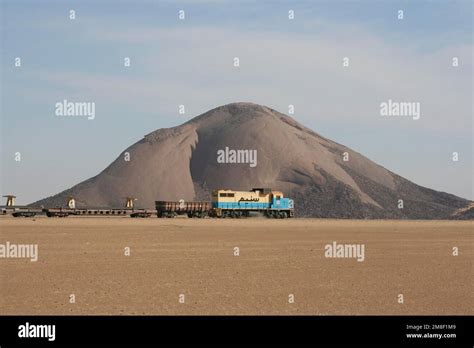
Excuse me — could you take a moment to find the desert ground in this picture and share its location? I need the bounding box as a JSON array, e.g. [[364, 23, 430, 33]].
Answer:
[[0, 216, 472, 315]]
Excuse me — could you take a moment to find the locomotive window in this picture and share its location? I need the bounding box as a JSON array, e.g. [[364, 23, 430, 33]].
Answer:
[[219, 193, 227, 197], [276, 195, 281, 199], [227, 193, 235, 197]]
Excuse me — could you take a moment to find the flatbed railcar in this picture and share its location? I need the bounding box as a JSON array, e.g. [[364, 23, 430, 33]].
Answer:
[[130, 210, 157, 218], [43, 208, 156, 218], [1, 207, 41, 217], [12, 209, 41, 217]]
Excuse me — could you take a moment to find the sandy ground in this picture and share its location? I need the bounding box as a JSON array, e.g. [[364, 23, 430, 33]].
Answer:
[[0, 216, 472, 315]]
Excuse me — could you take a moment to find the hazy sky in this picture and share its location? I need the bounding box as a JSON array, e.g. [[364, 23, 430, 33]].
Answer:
[[1, 0, 472, 205]]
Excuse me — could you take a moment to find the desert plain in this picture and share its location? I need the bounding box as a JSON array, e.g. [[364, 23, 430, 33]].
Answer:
[[0, 216, 472, 315]]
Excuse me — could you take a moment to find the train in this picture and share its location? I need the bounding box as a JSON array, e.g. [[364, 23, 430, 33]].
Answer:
[[2, 188, 295, 219], [156, 188, 294, 218]]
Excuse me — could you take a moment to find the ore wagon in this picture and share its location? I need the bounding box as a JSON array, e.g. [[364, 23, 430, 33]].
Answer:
[[155, 201, 211, 218]]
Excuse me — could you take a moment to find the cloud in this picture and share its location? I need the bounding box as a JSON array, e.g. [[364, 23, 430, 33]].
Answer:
[[31, 21, 472, 136]]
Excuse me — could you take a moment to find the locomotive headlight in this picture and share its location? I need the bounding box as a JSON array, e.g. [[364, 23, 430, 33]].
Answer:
[[289, 200, 294, 208]]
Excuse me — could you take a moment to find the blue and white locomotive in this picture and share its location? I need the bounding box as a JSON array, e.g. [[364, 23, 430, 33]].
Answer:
[[211, 188, 294, 218]]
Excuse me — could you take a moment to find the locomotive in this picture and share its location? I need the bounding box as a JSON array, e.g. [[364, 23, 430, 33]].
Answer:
[[211, 188, 294, 218], [156, 188, 294, 218]]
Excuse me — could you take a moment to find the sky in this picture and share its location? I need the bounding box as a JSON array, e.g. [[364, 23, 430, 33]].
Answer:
[[1, 0, 472, 205]]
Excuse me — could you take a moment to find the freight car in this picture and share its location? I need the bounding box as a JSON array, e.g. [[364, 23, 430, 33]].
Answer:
[[156, 201, 211, 218], [155, 188, 294, 218], [1, 205, 40, 217], [43, 208, 156, 217], [11, 209, 40, 217]]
